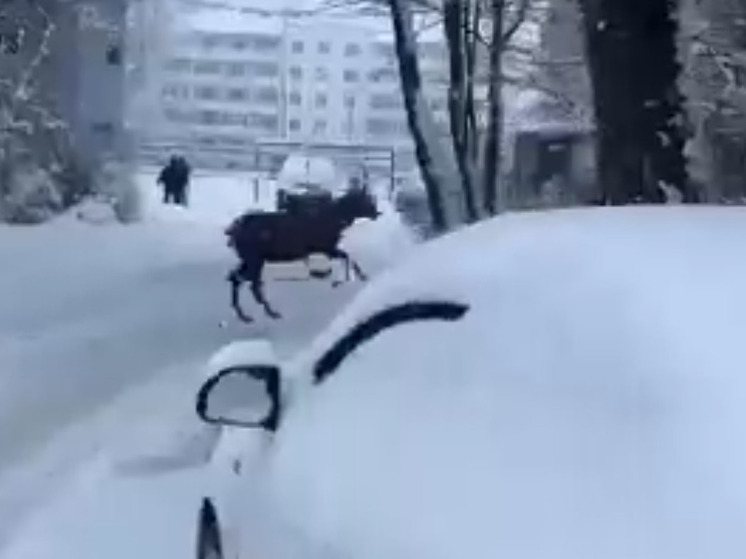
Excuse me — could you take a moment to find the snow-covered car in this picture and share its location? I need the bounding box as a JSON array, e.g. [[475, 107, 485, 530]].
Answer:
[[193, 207, 746, 559]]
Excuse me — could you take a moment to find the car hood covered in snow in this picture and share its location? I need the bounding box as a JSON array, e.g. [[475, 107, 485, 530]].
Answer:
[[265, 207, 746, 559]]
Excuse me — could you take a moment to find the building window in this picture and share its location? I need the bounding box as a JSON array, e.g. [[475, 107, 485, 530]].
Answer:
[[246, 112, 279, 131], [226, 62, 244, 76], [313, 119, 327, 133], [227, 88, 248, 101], [233, 39, 246, 50], [198, 110, 221, 125], [202, 36, 218, 50], [249, 61, 278, 77], [164, 107, 191, 123], [254, 86, 279, 104], [162, 84, 186, 99], [344, 43, 361, 56], [165, 58, 191, 73], [315, 92, 328, 108], [369, 93, 402, 110], [193, 60, 221, 75], [106, 44, 122, 65], [291, 40, 304, 53], [368, 68, 398, 83], [344, 93, 355, 108], [194, 85, 218, 100], [289, 66, 302, 80], [318, 41, 331, 54], [374, 43, 395, 58], [250, 36, 281, 52], [343, 69, 358, 83], [315, 67, 329, 81], [366, 117, 405, 136], [289, 91, 302, 105], [289, 118, 301, 131]]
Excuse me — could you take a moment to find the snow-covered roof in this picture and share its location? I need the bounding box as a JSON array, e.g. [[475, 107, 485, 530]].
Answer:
[[272, 206, 746, 559]]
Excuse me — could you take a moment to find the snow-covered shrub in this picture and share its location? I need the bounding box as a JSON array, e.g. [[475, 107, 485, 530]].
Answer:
[[95, 159, 142, 224], [1, 162, 62, 224]]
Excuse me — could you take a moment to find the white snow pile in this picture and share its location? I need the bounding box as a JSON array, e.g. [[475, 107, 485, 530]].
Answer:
[[270, 206, 746, 559]]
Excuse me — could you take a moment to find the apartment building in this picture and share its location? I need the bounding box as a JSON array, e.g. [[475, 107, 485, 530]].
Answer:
[[138, 3, 545, 171], [159, 11, 283, 137]]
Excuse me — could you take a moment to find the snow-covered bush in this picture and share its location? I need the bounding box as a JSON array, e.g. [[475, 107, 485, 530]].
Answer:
[[95, 159, 142, 224], [1, 161, 62, 224]]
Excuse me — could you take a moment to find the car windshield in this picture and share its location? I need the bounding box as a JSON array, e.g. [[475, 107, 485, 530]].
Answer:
[[0, 0, 741, 558]]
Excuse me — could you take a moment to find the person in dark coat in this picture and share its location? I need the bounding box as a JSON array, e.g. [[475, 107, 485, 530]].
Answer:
[[157, 155, 191, 206], [157, 156, 179, 205], [174, 156, 191, 206]]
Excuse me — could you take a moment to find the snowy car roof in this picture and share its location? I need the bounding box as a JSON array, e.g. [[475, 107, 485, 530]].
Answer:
[[298, 206, 746, 364], [274, 206, 746, 559]]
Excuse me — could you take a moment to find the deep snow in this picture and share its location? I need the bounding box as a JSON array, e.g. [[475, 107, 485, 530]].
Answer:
[[0, 170, 415, 557]]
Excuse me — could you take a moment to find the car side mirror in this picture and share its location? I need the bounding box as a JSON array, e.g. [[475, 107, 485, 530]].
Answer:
[[195, 365, 281, 432]]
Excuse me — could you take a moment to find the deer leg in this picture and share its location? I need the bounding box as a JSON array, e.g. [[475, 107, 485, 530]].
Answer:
[[227, 263, 253, 323], [248, 262, 282, 319]]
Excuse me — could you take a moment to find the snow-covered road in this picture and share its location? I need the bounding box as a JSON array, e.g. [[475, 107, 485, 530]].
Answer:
[[0, 235, 357, 474], [0, 171, 415, 557]]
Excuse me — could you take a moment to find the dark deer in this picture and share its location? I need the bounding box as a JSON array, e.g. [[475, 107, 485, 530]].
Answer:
[[225, 187, 380, 322]]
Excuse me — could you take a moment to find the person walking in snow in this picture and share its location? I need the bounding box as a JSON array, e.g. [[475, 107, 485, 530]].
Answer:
[[174, 155, 191, 207], [157, 156, 179, 205], [157, 155, 190, 206]]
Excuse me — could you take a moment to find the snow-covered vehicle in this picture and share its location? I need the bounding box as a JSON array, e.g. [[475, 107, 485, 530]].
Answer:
[[275, 154, 345, 213], [193, 207, 746, 559]]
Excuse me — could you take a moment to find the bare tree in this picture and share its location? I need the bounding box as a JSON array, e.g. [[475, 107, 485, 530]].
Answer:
[[438, 0, 535, 216], [480, 0, 531, 215], [443, 0, 478, 220], [389, 0, 458, 231]]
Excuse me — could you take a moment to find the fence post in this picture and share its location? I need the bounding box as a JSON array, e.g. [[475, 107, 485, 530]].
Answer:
[[253, 177, 260, 203]]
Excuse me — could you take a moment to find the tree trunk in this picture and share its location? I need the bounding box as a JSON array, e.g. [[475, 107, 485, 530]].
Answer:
[[444, 0, 478, 221], [389, 0, 466, 231], [389, 0, 447, 231], [577, 0, 694, 204], [464, 0, 480, 168], [481, 0, 505, 214], [638, 0, 699, 202]]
